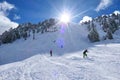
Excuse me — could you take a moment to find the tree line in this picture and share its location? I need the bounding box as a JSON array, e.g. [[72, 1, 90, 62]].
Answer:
[[83, 13, 120, 42], [0, 18, 58, 45]]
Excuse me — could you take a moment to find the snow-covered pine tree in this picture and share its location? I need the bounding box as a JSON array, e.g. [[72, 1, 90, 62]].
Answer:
[[1, 31, 13, 43], [102, 19, 109, 32], [108, 18, 118, 33], [28, 29, 31, 37], [32, 29, 35, 40], [117, 13, 120, 27], [37, 22, 42, 33], [106, 28, 113, 39], [88, 22, 100, 42], [23, 31, 27, 40]]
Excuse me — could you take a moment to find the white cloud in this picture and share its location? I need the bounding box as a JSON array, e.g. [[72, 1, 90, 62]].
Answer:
[[95, 0, 112, 12], [0, 15, 18, 34], [0, 1, 15, 15], [80, 16, 92, 23], [13, 14, 21, 20], [114, 10, 120, 15], [0, 1, 18, 35]]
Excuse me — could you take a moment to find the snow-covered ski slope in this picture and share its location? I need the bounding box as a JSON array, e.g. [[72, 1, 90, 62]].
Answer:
[[0, 41, 120, 80], [0, 23, 89, 65], [0, 23, 120, 80]]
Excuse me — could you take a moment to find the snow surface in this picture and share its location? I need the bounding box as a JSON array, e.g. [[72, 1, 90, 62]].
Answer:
[[0, 23, 120, 80], [0, 42, 120, 80]]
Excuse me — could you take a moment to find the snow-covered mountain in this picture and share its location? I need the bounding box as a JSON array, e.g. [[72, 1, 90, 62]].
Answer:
[[0, 22, 90, 65], [0, 12, 120, 80]]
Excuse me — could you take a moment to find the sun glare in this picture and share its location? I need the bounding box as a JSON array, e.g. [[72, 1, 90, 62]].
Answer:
[[60, 12, 71, 23]]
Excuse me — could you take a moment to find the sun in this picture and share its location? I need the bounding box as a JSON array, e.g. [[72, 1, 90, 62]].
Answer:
[[60, 12, 71, 23]]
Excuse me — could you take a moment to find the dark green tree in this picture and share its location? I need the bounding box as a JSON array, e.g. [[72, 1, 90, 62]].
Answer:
[[88, 22, 100, 42]]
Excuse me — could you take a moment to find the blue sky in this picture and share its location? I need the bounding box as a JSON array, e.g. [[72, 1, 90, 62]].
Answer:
[[0, 0, 120, 34], [1, 0, 120, 23]]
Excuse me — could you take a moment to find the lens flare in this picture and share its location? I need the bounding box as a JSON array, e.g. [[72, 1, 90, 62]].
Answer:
[[60, 12, 71, 23]]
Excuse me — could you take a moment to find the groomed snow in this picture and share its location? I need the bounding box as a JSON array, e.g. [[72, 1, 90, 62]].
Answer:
[[0, 42, 120, 80]]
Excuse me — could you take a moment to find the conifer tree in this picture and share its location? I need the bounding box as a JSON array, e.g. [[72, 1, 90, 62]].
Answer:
[[88, 22, 100, 42], [106, 28, 113, 39], [32, 29, 35, 40]]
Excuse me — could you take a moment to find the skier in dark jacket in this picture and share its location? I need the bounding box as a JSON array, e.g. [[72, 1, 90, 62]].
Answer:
[[50, 50, 52, 56], [83, 49, 88, 58]]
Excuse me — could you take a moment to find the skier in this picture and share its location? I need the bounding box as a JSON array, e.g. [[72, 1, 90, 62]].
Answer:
[[83, 49, 88, 58], [50, 50, 52, 56]]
